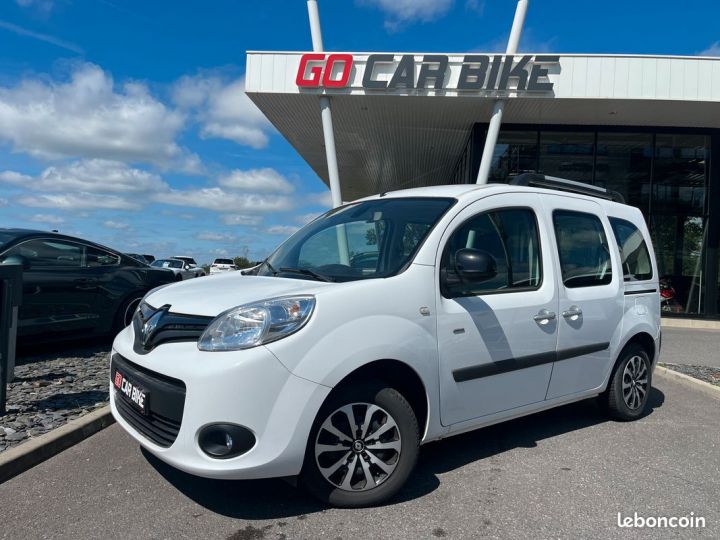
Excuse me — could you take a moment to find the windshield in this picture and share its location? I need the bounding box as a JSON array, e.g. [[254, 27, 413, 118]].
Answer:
[[152, 259, 182, 269], [0, 231, 21, 249], [259, 197, 455, 282]]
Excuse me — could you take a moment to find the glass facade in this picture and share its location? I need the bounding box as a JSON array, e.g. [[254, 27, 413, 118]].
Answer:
[[483, 127, 716, 316]]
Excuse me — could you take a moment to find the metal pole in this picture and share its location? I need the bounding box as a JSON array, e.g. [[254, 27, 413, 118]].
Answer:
[[306, 0, 342, 208], [306, 0, 349, 265], [476, 0, 529, 184]]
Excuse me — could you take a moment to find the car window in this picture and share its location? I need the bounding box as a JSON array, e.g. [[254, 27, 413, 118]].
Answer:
[[609, 218, 653, 281], [1, 239, 83, 268], [86, 246, 120, 267], [299, 220, 385, 275], [441, 208, 542, 297], [553, 210, 612, 288]]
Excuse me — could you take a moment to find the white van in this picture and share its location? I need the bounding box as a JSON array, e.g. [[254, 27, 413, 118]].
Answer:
[[110, 175, 661, 508]]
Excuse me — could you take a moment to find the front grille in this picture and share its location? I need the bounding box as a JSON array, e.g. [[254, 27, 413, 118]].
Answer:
[[133, 302, 213, 354], [111, 354, 186, 448]]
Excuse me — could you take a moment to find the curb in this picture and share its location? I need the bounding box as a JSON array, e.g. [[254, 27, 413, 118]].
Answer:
[[655, 365, 720, 398], [0, 406, 114, 484], [661, 318, 720, 330]]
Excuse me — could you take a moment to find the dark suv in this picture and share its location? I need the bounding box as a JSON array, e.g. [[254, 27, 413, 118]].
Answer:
[[0, 229, 176, 344]]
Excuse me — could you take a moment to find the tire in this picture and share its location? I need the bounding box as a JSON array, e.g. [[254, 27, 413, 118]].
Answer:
[[299, 383, 420, 508], [113, 294, 143, 335], [601, 344, 652, 421], [175, 274, 183, 282]]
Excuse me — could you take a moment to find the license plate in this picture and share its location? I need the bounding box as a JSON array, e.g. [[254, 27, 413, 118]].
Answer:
[[113, 369, 149, 415]]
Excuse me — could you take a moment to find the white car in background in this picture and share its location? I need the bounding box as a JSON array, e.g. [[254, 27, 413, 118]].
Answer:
[[172, 256, 205, 277], [209, 258, 237, 275], [150, 259, 196, 281]]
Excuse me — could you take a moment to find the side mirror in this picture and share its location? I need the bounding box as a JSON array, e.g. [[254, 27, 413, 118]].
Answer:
[[455, 248, 497, 282], [1, 254, 30, 270]]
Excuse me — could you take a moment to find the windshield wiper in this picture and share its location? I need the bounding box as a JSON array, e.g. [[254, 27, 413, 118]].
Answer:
[[279, 267, 333, 282]]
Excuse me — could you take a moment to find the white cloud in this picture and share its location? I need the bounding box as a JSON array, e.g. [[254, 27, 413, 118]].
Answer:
[[196, 231, 236, 242], [103, 220, 130, 229], [266, 225, 300, 235], [172, 74, 272, 148], [306, 191, 333, 208], [699, 42, 720, 56], [153, 187, 293, 213], [218, 168, 294, 194], [1, 159, 168, 194], [0, 63, 189, 167], [358, 0, 454, 30], [19, 193, 140, 210], [29, 213, 64, 224], [220, 214, 263, 226]]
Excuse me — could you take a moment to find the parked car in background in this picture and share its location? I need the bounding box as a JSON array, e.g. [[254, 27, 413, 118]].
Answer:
[[172, 256, 205, 277], [209, 258, 237, 274], [125, 253, 150, 265], [150, 258, 197, 280], [0, 228, 176, 344], [143, 254, 155, 263]]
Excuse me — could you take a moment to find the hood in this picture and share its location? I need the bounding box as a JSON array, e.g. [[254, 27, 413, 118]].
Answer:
[[144, 273, 333, 317]]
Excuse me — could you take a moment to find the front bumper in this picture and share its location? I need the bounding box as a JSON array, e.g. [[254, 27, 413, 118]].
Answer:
[[110, 325, 331, 480]]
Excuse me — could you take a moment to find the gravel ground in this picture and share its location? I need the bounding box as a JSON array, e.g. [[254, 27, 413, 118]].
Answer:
[[660, 362, 720, 387], [0, 345, 111, 453]]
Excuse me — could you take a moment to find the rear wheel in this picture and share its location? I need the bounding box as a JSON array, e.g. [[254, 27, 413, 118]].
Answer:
[[113, 294, 143, 334], [601, 344, 652, 421], [299, 383, 419, 508]]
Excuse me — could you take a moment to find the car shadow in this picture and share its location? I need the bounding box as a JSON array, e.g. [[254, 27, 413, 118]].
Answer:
[[15, 337, 111, 366], [143, 387, 664, 519], [28, 390, 109, 412]]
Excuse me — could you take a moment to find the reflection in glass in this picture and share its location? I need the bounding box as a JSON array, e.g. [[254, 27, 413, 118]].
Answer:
[[653, 134, 707, 214], [489, 131, 537, 182], [595, 133, 652, 212], [539, 132, 594, 183]]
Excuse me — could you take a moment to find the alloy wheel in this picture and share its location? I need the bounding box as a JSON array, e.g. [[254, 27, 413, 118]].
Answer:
[[622, 355, 648, 410], [314, 403, 402, 492]]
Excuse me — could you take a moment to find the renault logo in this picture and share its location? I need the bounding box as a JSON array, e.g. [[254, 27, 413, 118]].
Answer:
[[135, 303, 170, 350]]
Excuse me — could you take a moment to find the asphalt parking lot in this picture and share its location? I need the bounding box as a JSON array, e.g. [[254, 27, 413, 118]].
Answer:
[[0, 370, 717, 540]]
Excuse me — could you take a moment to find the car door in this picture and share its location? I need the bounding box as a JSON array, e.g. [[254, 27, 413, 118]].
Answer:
[[542, 196, 624, 399], [2, 238, 100, 337], [436, 193, 559, 426]]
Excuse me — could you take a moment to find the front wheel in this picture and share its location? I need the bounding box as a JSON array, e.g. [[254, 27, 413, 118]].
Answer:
[[601, 344, 652, 421], [299, 383, 419, 508]]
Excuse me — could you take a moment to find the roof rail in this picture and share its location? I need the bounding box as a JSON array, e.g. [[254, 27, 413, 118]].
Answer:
[[505, 173, 626, 204]]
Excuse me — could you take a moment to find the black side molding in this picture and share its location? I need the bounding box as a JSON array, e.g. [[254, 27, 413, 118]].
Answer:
[[453, 342, 610, 383], [624, 288, 658, 295], [555, 342, 610, 362]]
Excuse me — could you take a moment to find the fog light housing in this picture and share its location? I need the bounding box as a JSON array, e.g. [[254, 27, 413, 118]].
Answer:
[[198, 424, 255, 459]]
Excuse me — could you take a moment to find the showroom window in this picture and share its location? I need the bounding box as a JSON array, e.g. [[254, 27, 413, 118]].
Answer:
[[539, 131, 594, 184], [595, 132, 652, 212]]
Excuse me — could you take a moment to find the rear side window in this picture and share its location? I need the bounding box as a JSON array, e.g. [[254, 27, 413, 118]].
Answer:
[[553, 210, 612, 288], [609, 218, 653, 281]]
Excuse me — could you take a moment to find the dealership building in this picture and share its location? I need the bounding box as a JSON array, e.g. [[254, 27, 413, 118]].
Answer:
[[246, 51, 720, 318]]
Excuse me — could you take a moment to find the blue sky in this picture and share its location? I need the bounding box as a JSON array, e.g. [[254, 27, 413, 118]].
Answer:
[[1, 0, 719, 264]]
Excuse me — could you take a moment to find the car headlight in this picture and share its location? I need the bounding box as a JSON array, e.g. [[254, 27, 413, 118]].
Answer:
[[198, 295, 316, 352]]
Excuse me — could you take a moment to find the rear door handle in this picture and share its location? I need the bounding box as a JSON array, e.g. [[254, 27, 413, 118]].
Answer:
[[534, 309, 556, 324], [562, 306, 583, 320]]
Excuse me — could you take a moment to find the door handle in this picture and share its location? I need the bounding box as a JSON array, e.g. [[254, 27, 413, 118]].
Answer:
[[533, 309, 557, 324], [562, 306, 583, 320]]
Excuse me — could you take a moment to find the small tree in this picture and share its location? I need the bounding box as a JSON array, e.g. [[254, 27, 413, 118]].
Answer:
[[233, 256, 254, 269]]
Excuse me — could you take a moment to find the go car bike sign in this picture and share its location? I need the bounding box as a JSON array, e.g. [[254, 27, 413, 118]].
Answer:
[[295, 53, 559, 92], [113, 370, 148, 414]]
